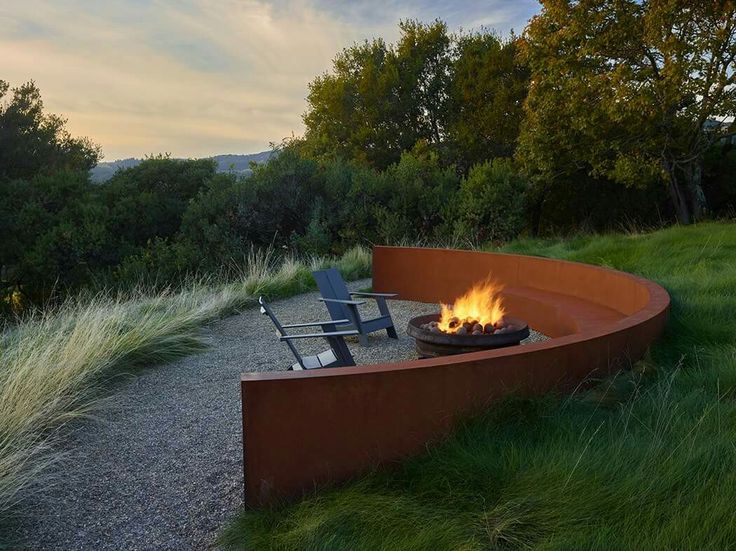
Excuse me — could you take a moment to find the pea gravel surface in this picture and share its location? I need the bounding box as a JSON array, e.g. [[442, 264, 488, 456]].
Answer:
[[14, 279, 547, 550]]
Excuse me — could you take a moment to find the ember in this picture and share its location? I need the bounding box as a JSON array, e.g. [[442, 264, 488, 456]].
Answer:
[[422, 278, 509, 335], [420, 316, 516, 336]]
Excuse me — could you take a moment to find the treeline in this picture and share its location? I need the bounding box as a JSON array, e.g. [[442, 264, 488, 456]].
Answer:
[[2, 2, 735, 311]]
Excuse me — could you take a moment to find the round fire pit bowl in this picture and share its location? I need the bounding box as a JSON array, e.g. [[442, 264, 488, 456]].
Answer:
[[407, 314, 530, 358]]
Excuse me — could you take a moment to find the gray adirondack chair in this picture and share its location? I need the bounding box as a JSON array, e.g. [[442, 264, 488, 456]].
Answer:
[[259, 296, 357, 370], [312, 268, 398, 346]]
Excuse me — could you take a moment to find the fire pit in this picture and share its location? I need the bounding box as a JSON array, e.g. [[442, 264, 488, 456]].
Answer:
[[406, 278, 529, 358]]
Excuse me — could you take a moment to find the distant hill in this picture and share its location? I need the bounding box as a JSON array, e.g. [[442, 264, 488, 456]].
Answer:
[[90, 151, 274, 183]]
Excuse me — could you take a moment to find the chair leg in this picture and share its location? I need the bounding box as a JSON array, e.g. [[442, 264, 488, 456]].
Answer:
[[327, 336, 355, 366], [376, 297, 398, 339], [375, 296, 391, 317], [343, 303, 369, 347]]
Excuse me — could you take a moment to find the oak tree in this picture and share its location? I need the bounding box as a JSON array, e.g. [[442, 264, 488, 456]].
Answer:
[[447, 33, 529, 172], [303, 20, 452, 170], [518, 0, 736, 223]]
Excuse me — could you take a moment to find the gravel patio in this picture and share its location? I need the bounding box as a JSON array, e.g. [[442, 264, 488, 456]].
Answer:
[[16, 279, 545, 550]]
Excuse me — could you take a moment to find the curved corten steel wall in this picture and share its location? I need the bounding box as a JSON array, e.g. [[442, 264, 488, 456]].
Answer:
[[241, 246, 669, 507]]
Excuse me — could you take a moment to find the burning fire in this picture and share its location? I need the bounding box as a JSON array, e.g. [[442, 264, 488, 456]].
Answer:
[[437, 278, 506, 334]]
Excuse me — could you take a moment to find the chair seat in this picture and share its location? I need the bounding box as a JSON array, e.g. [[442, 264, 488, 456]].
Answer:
[[292, 349, 338, 370]]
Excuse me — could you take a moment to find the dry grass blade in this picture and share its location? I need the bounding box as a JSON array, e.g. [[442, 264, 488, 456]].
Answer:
[[0, 247, 371, 527]]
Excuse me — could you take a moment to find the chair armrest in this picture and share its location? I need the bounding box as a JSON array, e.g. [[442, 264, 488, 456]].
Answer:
[[319, 297, 366, 306], [281, 319, 350, 329], [350, 292, 398, 298], [280, 330, 359, 340]]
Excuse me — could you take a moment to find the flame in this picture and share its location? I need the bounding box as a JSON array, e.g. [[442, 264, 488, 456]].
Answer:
[[437, 278, 506, 333]]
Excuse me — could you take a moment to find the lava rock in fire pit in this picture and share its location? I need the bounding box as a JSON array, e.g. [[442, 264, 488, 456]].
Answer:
[[456, 326, 468, 335], [483, 323, 494, 334], [448, 317, 460, 329], [472, 323, 483, 333]]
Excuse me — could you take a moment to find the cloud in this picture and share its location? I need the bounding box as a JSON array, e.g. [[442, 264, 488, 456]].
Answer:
[[288, 0, 535, 32], [0, 0, 537, 159]]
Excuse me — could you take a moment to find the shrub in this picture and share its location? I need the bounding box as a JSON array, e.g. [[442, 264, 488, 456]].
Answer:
[[291, 201, 332, 256], [100, 156, 218, 256], [703, 145, 736, 216], [453, 158, 527, 243], [375, 146, 459, 243], [0, 170, 111, 303]]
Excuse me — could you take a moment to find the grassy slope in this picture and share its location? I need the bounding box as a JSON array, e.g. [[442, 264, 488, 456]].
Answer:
[[0, 247, 371, 535], [221, 222, 736, 550]]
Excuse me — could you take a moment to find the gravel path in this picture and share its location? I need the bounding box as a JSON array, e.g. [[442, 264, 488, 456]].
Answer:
[[14, 280, 546, 550]]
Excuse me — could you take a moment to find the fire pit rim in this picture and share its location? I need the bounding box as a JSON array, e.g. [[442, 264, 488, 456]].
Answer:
[[406, 313, 530, 346]]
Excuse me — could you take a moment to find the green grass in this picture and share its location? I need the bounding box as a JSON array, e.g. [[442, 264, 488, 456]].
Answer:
[[220, 221, 736, 550], [0, 246, 371, 535]]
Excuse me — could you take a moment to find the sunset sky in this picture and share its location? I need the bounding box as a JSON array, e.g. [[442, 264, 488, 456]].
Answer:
[[1, 0, 538, 161]]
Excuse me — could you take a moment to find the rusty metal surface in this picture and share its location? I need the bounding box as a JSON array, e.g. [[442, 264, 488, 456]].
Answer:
[[241, 246, 670, 507]]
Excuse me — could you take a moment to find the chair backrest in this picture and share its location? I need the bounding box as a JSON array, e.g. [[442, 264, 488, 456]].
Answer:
[[258, 296, 304, 368], [313, 268, 351, 320]]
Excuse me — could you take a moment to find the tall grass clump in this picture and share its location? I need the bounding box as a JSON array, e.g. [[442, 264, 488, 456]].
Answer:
[[0, 246, 371, 528], [222, 222, 736, 550]]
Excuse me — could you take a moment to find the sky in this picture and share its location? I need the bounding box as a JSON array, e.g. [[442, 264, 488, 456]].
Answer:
[[0, 0, 539, 161]]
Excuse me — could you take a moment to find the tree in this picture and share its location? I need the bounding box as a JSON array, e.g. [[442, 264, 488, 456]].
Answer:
[[303, 21, 530, 173], [0, 81, 102, 304], [0, 80, 99, 181], [303, 20, 453, 169], [447, 33, 529, 172], [518, 0, 736, 224], [0, 170, 110, 301], [100, 156, 218, 260]]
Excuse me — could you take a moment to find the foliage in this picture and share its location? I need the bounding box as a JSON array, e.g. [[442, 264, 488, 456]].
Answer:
[[0, 80, 102, 307], [303, 21, 527, 172], [446, 32, 529, 172], [518, 0, 736, 224], [303, 20, 452, 169], [4, 6, 736, 305], [221, 221, 736, 550], [702, 143, 736, 215], [529, 168, 669, 235], [453, 159, 528, 244], [100, 156, 219, 257], [176, 173, 255, 267], [373, 145, 459, 242], [0, 80, 99, 181], [0, 246, 370, 535], [0, 171, 110, 303]]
